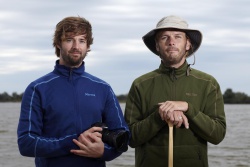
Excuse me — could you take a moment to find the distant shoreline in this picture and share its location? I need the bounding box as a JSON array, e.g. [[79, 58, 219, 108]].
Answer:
[[1, 88, 250, 104]]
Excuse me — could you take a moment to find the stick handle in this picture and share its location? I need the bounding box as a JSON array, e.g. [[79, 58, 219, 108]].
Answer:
[[168, 121, 173, 167]]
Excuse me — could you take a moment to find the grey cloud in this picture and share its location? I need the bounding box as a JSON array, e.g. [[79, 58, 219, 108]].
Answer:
[[0, 0, 250, 95]]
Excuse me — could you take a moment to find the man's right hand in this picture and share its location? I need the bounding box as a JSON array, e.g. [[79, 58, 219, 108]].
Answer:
[[158, 101, 189, 129]]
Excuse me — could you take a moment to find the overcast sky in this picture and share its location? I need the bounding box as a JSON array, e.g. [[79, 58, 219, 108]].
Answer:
[[0, 0, 249, 96]]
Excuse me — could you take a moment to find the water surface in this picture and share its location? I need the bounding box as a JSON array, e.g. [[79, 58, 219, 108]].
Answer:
[[0, 103, 249, 167]]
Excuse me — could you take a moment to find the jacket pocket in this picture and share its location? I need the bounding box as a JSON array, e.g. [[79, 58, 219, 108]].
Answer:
[[174, 145, 206, 167]]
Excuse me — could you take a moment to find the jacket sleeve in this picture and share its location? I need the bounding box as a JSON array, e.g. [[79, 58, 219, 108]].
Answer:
[[17, 84, 78, 158], [124, 82, 166, 148], [99, 87, 130, 161], [185, 79, 226, 145]]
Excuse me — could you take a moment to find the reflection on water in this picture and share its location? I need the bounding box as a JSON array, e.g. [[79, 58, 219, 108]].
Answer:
[[0, 103, 249, 167]]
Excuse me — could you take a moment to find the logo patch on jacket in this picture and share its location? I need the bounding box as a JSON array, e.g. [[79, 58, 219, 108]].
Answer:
[[85, 93, 96, 97], [186, 92, 198, 96]]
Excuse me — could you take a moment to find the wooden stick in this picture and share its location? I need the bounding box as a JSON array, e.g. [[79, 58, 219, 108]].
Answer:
[[168, 121, 173, 167]]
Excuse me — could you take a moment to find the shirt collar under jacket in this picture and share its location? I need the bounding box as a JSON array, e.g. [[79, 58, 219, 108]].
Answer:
[[53, 60, 85, 78], [159, 61, 191, 81]]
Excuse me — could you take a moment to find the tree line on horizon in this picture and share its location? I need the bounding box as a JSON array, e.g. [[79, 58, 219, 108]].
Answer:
[[0, 88, 250, 104]]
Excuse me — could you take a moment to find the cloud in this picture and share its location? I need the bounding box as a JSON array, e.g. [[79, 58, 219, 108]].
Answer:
[[0, 0, 250, 95], [0, 47, 55, 74]]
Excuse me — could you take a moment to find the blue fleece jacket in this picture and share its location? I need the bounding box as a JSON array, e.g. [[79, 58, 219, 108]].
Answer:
[[17, 60, 129, 167]]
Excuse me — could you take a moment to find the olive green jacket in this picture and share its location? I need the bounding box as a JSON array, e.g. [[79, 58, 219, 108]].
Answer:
[[124, 61, 226, 167]]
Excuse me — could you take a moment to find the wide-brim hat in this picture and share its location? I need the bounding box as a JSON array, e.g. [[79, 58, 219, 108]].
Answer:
[[142, 15, 202, 57]]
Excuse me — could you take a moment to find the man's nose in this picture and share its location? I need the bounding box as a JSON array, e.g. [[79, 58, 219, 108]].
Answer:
[[168, 37, 175, 46], [72, 41, 79, 49]]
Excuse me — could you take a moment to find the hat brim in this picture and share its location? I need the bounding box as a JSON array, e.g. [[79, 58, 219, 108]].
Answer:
[[142, 28, 202, 58]]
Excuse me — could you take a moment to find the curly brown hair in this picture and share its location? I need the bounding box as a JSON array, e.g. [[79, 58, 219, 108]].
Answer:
[[53, 16, 94, 57]]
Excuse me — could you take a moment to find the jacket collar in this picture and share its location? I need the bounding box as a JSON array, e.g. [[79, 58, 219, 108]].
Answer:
[[159, 61, 191, 81], [53, 60, 85, 77]]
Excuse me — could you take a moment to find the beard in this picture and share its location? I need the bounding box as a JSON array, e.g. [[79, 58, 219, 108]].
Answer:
[[61, 49, 87, 67], [165, 54, 184, 66], [160, 47, 186, 67]]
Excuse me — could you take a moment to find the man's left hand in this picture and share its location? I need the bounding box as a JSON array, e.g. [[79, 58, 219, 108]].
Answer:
[[70, 127, 104, 158]]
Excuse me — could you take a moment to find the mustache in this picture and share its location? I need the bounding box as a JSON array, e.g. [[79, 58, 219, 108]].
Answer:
[[166, 47, 179, 51], [69, 49, 81, 54]]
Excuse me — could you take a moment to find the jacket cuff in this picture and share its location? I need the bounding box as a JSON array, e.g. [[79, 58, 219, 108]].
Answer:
[[99, 144, 122, 161], [184, 102, 198, 119], [152, 110, 166, 128]]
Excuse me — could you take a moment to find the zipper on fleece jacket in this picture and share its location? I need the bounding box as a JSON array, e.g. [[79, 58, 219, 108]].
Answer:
[[168, 75, 176, 101], [69, 69, 73, 81], [69, 68, 83, 135]]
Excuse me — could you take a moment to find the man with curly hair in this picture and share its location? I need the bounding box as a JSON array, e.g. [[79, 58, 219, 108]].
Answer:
[[18, 16, 129, 167]]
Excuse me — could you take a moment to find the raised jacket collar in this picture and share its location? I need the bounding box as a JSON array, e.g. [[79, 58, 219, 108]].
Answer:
[[53, 60, 85, 78], [159, 61, 191, 81]]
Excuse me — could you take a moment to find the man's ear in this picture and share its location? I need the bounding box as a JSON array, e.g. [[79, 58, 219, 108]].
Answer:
[[87, 46, 91, 52], [56, 44, 61, 49], [186, 40, 191, 51], [156, 43, 159, 52]]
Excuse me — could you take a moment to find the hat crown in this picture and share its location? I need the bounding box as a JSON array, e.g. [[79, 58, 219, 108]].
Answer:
[[156, 15, 189, 29]]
